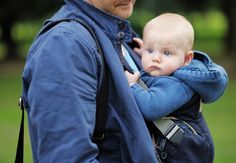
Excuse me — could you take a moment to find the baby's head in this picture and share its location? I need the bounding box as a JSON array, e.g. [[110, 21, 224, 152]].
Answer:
[[141, 13, 194, 77]]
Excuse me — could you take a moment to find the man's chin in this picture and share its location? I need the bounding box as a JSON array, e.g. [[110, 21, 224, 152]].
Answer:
[[116, 9, 133, 19]]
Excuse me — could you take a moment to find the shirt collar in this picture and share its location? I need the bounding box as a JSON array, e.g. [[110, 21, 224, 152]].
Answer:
[[65, 0, 133, 43]]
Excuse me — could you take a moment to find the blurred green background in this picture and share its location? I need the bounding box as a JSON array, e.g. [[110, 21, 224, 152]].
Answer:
[[0, 0, 236, 162]]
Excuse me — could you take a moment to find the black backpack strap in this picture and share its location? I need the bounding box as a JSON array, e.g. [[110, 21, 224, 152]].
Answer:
[[15, 18, 108, 162], [15, 98, 25, 163], [68, 18, 108, 139]]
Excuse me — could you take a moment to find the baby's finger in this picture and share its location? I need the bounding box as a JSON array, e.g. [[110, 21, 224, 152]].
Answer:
[[133, 47, 142, 56], [133, 37, 143, 47]]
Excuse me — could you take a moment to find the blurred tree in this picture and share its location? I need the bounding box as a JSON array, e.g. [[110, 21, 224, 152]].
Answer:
[[0, 0, 63, 60], [134, 0, 236, 56], [221, 0, 236, 55], [180, 0, 236, 56], [0, 0, 235, 60], [130, 0, 187, 35]]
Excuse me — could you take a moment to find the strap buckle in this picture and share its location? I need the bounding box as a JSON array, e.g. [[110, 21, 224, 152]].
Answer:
[[166, 125, 184, 146], [18, 97, 24, 110], [153, 118, 184, 146]]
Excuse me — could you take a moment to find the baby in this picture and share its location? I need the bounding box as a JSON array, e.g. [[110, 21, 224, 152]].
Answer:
[[126, 13, 227, 162]]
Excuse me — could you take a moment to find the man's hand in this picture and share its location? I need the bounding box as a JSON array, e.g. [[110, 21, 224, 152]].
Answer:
[[125, 71, 140, 86]]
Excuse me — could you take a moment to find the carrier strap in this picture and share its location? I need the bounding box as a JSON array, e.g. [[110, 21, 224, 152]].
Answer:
[[153, 118, 185, 146], [15, 98, 25, 163]]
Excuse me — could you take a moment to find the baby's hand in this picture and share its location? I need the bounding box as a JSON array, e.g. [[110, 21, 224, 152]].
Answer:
[[133, 37, 143, 56], [125, 71, 140, 86]]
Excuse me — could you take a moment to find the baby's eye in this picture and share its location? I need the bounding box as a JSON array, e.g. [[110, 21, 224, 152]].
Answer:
[[163, 50, 172, 56], [147, 49, 154, 54]]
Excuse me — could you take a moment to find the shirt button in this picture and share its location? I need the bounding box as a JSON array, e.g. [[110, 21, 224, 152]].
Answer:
[[117, 32, 125, 39], [160, 151, 168, 160], [118, 21, 125, 29]]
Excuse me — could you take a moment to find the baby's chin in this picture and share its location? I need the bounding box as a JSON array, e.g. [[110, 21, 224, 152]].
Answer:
[[148, 71, 171, 77]]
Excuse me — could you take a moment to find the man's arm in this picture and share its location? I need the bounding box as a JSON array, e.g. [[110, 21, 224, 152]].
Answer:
[[25, 24, 100, 162]]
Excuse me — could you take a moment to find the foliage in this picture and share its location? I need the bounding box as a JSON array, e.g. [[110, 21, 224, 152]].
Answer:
[[0, 9, 228, 60], [0, 0, 63, 59], [0, 0, 63, 21], [1, 0, 236, 60], [189, 10, 227, 39], [129, 9, 156, 36], [129, 9, 227, 56]]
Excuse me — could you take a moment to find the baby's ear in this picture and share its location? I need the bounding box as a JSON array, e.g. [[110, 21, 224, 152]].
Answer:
[[184, 51, 194, 66]]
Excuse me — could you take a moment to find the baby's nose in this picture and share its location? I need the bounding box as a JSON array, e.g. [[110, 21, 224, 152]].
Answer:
[[152, 53, 162, 62]]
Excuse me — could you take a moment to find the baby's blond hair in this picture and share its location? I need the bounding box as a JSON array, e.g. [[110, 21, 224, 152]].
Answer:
[[144, 13, 194, 51]]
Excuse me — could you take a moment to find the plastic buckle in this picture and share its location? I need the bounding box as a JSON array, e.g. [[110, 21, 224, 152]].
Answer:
[[166, 125, 184, 146], [18, 97, 24, 110]]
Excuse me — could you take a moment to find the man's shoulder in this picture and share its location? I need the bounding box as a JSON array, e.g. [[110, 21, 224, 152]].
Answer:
[[42, 19, 94, 43]]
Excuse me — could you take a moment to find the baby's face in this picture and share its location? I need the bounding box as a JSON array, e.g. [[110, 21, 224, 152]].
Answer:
[[141, 29, 188, 77]]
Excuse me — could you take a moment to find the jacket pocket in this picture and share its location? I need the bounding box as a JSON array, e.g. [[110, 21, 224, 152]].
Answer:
[[158, 127, 211, 163]]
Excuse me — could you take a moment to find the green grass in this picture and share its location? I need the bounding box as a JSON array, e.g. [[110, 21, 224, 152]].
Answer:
[[202, 82, 236, 163], [0, 61, 235, 163], [0, 61, 33, 163]]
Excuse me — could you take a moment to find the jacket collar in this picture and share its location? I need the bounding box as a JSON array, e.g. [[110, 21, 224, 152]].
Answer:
[[64, 0, 133, 43]]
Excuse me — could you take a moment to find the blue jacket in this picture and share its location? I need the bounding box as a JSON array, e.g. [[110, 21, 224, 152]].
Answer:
[[130, 51, 227, 163], [22, 0, 158, 162], [131, 51, 228, 121]]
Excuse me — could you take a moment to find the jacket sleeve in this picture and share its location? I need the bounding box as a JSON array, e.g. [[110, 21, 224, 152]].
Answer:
[[173, 51, 228, 103], [23, 23, 100, 162], [130, 76, 194, 121]]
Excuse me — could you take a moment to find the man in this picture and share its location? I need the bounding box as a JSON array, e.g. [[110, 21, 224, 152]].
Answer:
[[21, 0, 159, 162]]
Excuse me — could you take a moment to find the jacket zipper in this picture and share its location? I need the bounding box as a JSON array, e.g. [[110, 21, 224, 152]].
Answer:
[[117, 41, 125, 66]]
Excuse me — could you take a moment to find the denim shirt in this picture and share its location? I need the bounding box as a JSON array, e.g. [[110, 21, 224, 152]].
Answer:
[[130, 51, 228, 121], [21, 0, 158, 162]]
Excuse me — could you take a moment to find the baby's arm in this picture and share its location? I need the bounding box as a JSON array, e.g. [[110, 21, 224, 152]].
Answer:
[[130, 76, 194, 121]]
